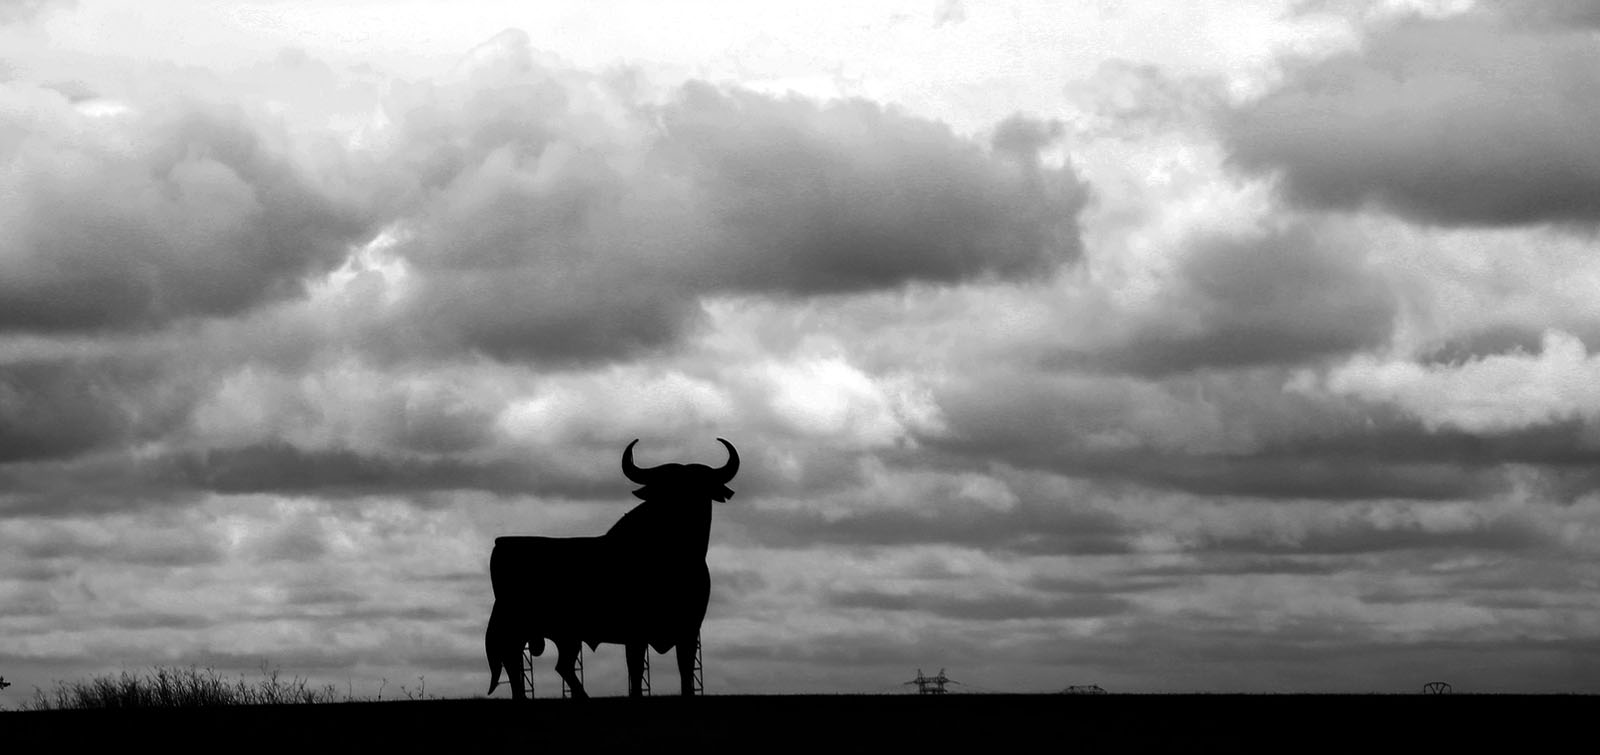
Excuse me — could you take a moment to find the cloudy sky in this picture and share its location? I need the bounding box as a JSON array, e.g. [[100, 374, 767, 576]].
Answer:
[[5, 0, 1600, 699]]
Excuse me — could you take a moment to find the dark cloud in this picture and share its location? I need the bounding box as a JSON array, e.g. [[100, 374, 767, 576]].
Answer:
[[740, 496, 1134, 555], [829, 588, 1134, 621], [1074, 453, 1491, 501], [8, 521, 223, 565], [38, 79, 96, 102], [0, 412, 740, 513], [1196, 512, 1551, 556], [1223, 13, 1600, 226], [1090, 222, 1396, 376], [716, 452, 1139, 560], [151, 441, 617, 499], [374, 30, 1088, 361], [0, 421, 742, 513], [0, 451, 207, 517], [0, 358, 134, 462], [0, 351, 202, 468], [253, 515, 329, 562], [0, 84, 376, 333], [1025, 573, 1185, 594], [709, 567, 768, 605], [928, 370, 1500, 501], [1128, 556, 1344, 578], [1497, 0, 1600, 29], [927, 342, 1600, 503], [0, 584, 58, 616], [739, 502, 1132, 553], [989, 113, 1063, 161], [715, 627, 986, 669], [660, 88, 1084, 293], [4, 560, 74, 581], [1270, 416, 1600, 469], [283, 584, 366, 607], [107, 613, 215, 631], [1416, 324, 1551, 367]]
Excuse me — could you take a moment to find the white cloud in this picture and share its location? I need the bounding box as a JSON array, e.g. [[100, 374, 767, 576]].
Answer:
[[497, 367, 737, 448], [1318, 330, 1600, 433], [750, 355, 944, 448]]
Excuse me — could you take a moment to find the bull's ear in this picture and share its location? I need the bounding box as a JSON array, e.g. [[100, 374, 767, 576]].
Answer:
[[710, 486, 735, 502]]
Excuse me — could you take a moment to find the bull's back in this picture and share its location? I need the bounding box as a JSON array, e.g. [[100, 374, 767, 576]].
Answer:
[[490, 536, 609, 596], [489, 534, 710, 646]]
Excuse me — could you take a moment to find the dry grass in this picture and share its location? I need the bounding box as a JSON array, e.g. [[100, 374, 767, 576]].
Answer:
[[18, 665, 350, 710]]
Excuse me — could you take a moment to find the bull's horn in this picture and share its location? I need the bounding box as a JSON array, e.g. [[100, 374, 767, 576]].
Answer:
[[622, 439, 654, 484], [714, 438, 739, 483]]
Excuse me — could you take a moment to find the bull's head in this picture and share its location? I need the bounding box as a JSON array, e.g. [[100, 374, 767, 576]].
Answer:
[[622, 438, 739, 502]]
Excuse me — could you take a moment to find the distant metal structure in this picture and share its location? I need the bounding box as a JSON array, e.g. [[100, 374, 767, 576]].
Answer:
[[1062, 684, 1107, 695], [0, 676, 10, 691], [1422, 681, 1453, 695], [904, 668, 956, 695]]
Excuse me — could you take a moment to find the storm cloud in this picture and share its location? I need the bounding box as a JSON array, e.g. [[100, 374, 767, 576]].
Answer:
[[1095, 220, 1397, 376], [371, 30, 1088, 362], [1223, 10, 1600, 226], [0, 83, 376, 333]]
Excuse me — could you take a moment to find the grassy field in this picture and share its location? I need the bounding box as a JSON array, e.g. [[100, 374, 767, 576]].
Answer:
[[4, 691, 1592, 751], [10, 666, 349, 710]]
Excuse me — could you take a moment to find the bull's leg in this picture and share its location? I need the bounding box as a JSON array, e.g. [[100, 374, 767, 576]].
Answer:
[[554, 639, 588, 700], [676, 637, 699, 696], [625, 642, 646, 698]]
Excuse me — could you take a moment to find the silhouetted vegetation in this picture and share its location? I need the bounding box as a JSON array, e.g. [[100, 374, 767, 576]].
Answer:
[[18, 665, 347, 710]]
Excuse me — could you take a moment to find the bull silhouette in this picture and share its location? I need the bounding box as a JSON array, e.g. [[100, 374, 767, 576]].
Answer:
[[485, 438, 738, 698]]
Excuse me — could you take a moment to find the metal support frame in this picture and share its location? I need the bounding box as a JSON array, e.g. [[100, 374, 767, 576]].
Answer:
[[522, 644, 536, 698], [640, 649, 652, 696], [521, 637, 706, 698], [691, 635, 704, 695], [561, 646, 584, 698]]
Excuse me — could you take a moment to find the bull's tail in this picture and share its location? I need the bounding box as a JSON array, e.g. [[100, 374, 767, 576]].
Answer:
[[486, 602, 545, 696], [486, 637, 501, 695], [485, 602, 512, 696]]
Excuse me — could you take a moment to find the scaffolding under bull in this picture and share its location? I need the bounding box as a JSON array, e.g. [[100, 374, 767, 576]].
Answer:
[[519, 637, 704, 698]]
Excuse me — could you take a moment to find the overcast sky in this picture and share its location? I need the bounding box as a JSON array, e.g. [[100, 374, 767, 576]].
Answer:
[[5, 0, 1600, 699]]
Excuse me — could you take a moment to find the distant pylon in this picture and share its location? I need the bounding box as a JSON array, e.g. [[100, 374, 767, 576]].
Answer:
[[1062, 684, 1107, 695], [1422, 681, 1452, 695], [903, 668, 956, 694]]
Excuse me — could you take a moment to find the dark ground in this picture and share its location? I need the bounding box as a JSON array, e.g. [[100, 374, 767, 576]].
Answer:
[[4, 693, 1590, 752]]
